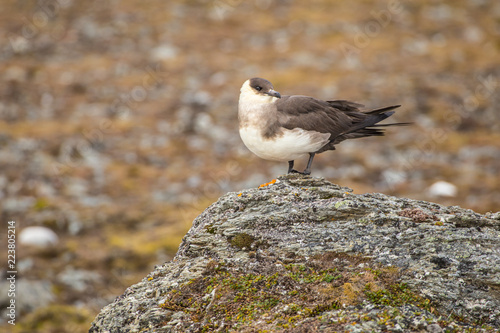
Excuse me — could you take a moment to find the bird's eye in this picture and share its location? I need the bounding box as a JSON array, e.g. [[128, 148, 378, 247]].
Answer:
[[255, 86, 262, 91]]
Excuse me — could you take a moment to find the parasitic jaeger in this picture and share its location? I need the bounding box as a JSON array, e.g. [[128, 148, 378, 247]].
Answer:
[[238, 77, 409, 175]]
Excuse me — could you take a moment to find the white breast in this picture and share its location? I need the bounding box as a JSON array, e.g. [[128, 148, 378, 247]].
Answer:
[[239, 126, 330, 162]]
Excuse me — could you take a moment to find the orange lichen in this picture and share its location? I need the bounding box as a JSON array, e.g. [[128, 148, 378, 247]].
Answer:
[[258, 179, 277, 188]]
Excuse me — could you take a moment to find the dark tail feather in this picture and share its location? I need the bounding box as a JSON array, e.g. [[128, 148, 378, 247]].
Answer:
[[364, 105, 401, 115], [332, 128, 385, 144], [372, 122, 413, 127], [334, 105, 410, 142], [341, 111, 394, 136]]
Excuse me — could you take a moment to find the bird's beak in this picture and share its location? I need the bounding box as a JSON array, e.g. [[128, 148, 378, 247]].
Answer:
[[266, 89, 281, 99]]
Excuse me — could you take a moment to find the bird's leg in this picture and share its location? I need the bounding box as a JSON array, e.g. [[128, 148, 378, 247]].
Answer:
[[288, 160, 303, 174], [302, 153, 316, 175]]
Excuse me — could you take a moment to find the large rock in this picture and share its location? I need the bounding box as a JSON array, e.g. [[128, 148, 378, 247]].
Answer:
[[89, 175, 500, 332]]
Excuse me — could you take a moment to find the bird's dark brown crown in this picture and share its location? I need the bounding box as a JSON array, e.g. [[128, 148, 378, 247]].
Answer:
[[249, 77, 274, 93]]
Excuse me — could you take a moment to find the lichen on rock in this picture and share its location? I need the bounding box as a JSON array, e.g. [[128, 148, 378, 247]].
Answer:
[[90, 175, 500, 332]]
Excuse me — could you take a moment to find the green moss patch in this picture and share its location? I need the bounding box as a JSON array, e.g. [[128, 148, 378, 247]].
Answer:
[[229, 233, 255, 249], [365, 282, 433, 311], [158, 252, 439, 331]]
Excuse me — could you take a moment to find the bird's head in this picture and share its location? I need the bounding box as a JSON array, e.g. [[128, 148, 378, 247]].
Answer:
[[240, 78, 281, 104]]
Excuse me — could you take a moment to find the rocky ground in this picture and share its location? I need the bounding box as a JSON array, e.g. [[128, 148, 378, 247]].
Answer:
[[0, 0, 499, 332], [90, 175, 500, 332]]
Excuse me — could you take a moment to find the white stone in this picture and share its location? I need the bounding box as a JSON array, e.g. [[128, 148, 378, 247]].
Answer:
[[19, 226, 59, 247], [427, 181, 458, 197]]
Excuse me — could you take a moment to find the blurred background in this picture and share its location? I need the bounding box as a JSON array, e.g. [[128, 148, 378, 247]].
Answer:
[[0, 0, 499, 331]]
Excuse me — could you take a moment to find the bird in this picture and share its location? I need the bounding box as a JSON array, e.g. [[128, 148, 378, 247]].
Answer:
[[238, 77, 409, 175]]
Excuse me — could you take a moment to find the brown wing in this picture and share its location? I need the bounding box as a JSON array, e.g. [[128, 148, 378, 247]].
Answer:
[[274, 95, 354, 136], [275, 95, 404, 152]]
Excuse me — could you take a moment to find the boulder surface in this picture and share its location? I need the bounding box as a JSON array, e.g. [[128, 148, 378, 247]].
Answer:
[[90, 175, 500, 332]]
